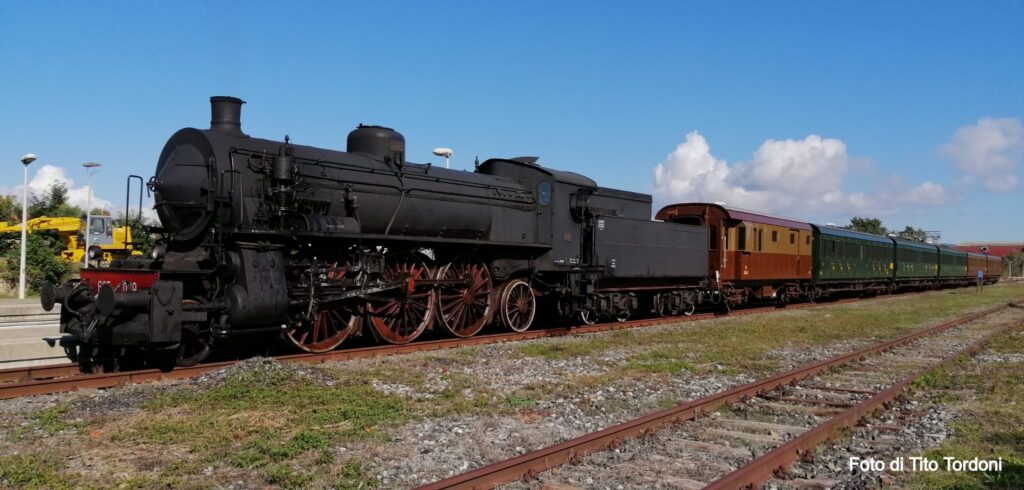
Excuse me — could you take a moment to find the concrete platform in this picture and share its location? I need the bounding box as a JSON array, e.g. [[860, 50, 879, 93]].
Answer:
[[0, 298, 66, 368], [0, 298, 59, 322]]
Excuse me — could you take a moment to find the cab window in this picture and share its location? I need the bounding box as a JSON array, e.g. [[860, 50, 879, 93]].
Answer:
[[89, 217, 105, 235]]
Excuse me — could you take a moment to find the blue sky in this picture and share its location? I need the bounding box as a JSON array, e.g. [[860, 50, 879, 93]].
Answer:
[[1, 1, 1021, 242]]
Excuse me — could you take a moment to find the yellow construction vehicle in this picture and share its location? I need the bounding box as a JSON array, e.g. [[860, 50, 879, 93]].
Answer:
[[0, 216, 141, 265]]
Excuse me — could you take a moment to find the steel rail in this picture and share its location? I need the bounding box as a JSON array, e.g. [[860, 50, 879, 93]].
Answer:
[[0, 363, 80, 384], [703, 315, 1015, 489], [415, 301, 1014, 490]]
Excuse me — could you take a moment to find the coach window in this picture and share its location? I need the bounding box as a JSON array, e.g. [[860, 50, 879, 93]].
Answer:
[[806, 236, 811, 246], [709, 225, 719, 250], [737, 226, 747, 251], [789, 233, 795, 245], [757, 229, 764, 251], [771, 230, 778, 243]]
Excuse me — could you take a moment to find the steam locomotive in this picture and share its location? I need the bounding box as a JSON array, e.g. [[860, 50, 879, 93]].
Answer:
[[42, 97, 711, 369]]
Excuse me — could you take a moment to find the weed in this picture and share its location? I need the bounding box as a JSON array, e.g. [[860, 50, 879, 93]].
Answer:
[[516, 331, 635, 359], [505, 395, 538, 408], [264, 462, 312, 489], [332, 459, 379, 489], [0, 452, 83, 489], [627, 349, 696, 373], [30, 403, 81, 435]]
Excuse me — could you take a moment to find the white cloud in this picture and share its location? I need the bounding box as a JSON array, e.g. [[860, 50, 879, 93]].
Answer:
[[904, 181, 948, 205], [1, 164, 116, 214], [941, 117, 1024, 192], [652, 131, 948, 218], [0, 165, 160, 222], [737, 135, 848, 198]]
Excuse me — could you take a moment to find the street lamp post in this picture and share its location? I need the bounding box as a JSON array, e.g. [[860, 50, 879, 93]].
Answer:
[[82, 162, 102, 268], [18, 154, 37, 299], [433, 148, 453, 169]]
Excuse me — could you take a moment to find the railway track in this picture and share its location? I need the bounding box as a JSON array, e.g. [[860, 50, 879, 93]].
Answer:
[[0, 290, 989, 400], [0, 293, 897, 399], [416, 300, 1022, 489], [1, 299, 848, 399]]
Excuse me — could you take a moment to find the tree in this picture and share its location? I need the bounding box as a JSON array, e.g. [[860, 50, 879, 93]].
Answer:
[[895, 226, 928, 242], [0, 195, 20, 223], [27, 183, 85, 219], [2, 231, 73, 294], [846, 217, 887, 236], [113, 214, 158, 256], [1004, 251, 1024, 277]]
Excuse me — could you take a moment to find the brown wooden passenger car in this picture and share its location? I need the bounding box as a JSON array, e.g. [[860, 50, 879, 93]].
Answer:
[[656, 203, 811, 304], [967, 252, 987, 280]]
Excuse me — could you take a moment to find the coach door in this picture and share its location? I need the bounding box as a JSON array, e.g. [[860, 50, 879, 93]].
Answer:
[[789, 228, 801, 277], [729, 224, 749, 281]]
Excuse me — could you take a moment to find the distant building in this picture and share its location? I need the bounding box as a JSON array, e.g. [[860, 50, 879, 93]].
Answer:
[[954, 243, 1024, 257]]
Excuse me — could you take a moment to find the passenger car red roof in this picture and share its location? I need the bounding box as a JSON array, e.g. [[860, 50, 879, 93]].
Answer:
[[953, 244, 1024, 257]]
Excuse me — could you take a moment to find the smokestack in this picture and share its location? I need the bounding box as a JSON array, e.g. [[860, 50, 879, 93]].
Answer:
[[210, 96, 247, 136]]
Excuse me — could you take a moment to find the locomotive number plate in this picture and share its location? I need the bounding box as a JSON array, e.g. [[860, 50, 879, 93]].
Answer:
[[81, 269, 160, 293]]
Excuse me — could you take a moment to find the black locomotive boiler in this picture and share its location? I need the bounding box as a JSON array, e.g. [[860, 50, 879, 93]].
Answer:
[[42, 96, 711, 369]]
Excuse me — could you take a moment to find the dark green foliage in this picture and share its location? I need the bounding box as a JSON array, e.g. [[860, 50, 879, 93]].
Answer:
[[895, 225, 929, 242], [0, 195, 20, 223], [28, 184, 84, 219], [845, 218, 931, 243], [0, 229, 59, 256], [1003, 252, 1024, 277], [2, 232, 72, 293], [846, 217, 887, 235], [113, 214, 159, 256]]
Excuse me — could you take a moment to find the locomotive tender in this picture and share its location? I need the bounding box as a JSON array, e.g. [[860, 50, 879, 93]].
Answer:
[[42, 97, 710, 368]]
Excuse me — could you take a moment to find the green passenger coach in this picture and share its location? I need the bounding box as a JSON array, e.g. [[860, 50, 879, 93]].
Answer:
[[893, 238, 938, 280], [939, 247, 968, 277], [811, 225, 893, 285]]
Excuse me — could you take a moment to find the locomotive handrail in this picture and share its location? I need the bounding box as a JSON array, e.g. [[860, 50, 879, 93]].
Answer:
[[219, 168, 242, 226]]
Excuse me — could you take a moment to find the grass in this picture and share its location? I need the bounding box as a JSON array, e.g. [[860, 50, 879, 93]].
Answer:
[[0, 452, 86, 490], [8, 402, 83, 441], [30, 403, 81, 435], [102, 364, 406, 487], [626, 349, 697, 373], [515, 331, 631, 359], [902, 325, 1024, 489], [505, 395, 539, 408], [516, 284, 1024, 377]]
